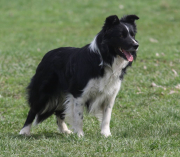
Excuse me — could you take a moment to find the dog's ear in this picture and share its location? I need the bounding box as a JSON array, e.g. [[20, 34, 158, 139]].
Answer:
[[120, 15, 139, 24], [103, 15, 120, 31]]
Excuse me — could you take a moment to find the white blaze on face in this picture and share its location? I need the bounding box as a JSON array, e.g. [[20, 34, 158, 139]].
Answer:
[[123, 23, 130, 33], [123, 23, 138, 45]]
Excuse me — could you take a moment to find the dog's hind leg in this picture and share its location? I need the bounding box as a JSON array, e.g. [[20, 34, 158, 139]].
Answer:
[[19, 109, 36, 136], [55, 111, 72, 134], [72, 99, 84, 137], [56, 116, 72, 134]]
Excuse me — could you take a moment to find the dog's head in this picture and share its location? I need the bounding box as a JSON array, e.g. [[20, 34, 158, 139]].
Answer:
[[102, 15, 139, 62]]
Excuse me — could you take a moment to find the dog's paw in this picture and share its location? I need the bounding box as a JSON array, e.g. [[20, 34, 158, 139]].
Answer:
[[72, 127, 84, 137], [101, 130, 112, 137], [19, 128, 31, 136], [77, 131, 84, 137], [62, 129, 73, 134], [19, 125, 31, 136]]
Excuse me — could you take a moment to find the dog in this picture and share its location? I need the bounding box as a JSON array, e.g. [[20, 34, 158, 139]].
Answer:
[[19, 15, 139, 137]]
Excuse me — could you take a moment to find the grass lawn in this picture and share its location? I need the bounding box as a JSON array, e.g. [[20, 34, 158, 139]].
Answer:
[[0, 0, 180, 156]]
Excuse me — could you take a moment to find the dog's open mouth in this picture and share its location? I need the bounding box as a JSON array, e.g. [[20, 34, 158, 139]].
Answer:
[[119, 48, 133, 62]]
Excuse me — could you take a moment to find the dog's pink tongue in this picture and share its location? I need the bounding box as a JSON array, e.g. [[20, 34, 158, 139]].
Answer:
[[122, 49, 133, 62]]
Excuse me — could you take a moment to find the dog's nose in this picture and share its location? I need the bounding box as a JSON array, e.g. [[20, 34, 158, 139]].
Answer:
[[133, 44, 139, 50]]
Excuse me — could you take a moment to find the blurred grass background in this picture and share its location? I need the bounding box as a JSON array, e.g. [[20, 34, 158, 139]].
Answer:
[[0, 0, 180, 156]]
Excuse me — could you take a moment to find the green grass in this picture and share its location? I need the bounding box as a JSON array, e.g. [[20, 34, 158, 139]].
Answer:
[[1, 0, 180, 156]]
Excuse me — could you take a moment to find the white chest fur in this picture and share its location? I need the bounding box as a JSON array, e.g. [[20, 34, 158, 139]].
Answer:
[[83, 56, 129, 97]]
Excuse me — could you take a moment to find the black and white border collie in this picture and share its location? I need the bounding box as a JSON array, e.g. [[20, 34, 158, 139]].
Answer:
[[20, 15, 139, 137]]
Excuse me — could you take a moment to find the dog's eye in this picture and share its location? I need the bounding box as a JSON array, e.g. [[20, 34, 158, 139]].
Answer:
[[120, 35, 123, 38], [131, 34, 135, 38]]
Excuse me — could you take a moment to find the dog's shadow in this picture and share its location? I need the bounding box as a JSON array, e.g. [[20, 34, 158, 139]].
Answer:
[[8, 131, 98, 141], [8, 132, 74, 140]]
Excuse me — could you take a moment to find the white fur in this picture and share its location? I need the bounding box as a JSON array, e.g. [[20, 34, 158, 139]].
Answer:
[[89, 35, 99, 53], [63, 95, 84, 137], [33, 115, 39, 126], [100, 91, 118, 137], [73, 99, 84, 136], [19, 124, 31, 136], [64, 56, 129, 137], [56, 116, 72, 134], [63, 94, 75, 126], [89, 35, 103, 66], [123, 23, 129, 33], [131, 37, 138, 44]]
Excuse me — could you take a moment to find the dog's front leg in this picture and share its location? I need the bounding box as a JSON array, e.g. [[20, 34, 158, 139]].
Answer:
[[100, 102, 114, 137], [73, 99, 84, 137], [100, 93, 118, 137]]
